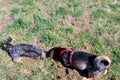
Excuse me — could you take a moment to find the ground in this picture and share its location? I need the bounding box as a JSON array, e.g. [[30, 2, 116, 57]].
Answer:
[[0, 0, 120, 80]]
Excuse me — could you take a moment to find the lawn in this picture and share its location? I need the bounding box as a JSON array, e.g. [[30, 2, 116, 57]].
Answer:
[[0, 0, 120, 80]]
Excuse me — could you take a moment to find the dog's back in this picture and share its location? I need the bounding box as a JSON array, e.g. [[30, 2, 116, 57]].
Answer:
[[73, 51, 97, 62]]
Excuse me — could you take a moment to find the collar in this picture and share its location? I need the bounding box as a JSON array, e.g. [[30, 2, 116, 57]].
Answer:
[[59, 48, 75, 66]]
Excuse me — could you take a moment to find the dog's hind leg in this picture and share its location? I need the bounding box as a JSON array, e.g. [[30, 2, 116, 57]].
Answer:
[[10, 53, 22, 63], [13, 57, 22, 63]]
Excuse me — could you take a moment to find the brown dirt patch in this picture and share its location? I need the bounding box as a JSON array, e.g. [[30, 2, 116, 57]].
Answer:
[[67, 13, 95, 33], [0, 0, 15, 32], [51, 62, 82, 80], [53, 68, 82, 80], [33, 38, 45, 49], [57, 13, 96, 37]]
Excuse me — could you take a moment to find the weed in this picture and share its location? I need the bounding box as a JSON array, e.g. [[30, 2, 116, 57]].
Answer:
[[57, 7, 69, 15], [93, 9, 107, 19], [32, 14, 55, 32], [40, 30, 63, 47], [9, 17, 32, 29]]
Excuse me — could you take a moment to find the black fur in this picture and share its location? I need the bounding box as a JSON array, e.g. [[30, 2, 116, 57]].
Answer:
[[47, 47, 111, 78], [3, 37, 46, 61]]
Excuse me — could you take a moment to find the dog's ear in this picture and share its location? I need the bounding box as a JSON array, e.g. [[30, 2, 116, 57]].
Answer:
[[46, 49, 54, 58], [3, 37, 12, 46]]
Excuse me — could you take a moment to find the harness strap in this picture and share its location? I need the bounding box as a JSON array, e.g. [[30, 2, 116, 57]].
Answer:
[[69, 50, 75, 66], [59, 48, 75, 66]]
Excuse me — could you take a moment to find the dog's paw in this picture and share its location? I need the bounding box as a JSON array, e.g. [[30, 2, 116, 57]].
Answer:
[[82, 77, 96, 80], [13, 57, 22, 63]]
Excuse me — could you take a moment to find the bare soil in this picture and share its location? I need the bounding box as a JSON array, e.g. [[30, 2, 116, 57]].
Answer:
[[0, 0, 15, 32]]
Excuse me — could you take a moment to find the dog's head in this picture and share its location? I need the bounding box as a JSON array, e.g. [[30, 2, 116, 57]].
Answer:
[[46, 46, 65, 60], [2, 37, 13, 51], [92, 56, 111, 78]]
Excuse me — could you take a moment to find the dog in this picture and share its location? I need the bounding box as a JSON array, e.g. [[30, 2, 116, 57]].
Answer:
[[47, 46, 111, 79], [2, 37, 46, 62]]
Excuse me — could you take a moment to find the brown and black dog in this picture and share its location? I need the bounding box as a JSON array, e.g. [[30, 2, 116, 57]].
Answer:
[[46, 47, 111, 79]]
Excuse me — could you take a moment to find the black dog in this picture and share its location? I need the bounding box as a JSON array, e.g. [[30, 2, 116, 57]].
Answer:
[[47, 47, 111, 79], [3, 37, 46, 62]]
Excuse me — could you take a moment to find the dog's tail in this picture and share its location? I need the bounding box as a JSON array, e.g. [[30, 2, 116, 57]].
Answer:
[[4, 37, 13, 46]]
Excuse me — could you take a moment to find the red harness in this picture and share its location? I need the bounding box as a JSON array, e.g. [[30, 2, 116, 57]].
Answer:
[[59, 48, 75, 66]]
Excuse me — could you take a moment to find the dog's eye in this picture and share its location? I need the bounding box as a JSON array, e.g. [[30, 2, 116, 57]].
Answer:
[[101, 60, 109, 66]]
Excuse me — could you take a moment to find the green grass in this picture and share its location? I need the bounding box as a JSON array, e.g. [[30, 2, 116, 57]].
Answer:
[[0, 0, 120, 80]]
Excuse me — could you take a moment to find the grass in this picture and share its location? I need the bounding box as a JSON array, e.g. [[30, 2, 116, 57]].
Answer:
[[0, 0, 120, 80]]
